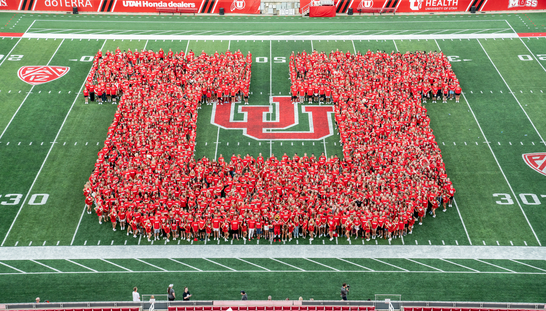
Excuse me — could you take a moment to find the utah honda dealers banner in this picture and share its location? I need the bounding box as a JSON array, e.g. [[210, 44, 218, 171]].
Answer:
[[300, 0, 546, 14], [7, 0, 259, 13]]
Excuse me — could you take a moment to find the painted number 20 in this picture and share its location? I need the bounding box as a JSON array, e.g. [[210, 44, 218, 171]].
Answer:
[[493, 193, 546, 205]]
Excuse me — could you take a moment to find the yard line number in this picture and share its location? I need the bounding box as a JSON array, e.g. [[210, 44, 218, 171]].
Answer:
[[494, 193, 546, 205], [0, 194, 49, 205], [518, 54, 546, 61]]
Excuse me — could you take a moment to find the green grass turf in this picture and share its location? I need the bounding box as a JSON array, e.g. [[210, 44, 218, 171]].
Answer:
[[35, 259, 91, 272], [241, 258, 302, 271], [0, 13, 546, 303], [1, 260, 58, 273], [446, 259, 512, 273], [370, 258, 437, 272], [307, 258, 370, 271], [140, 258, 198, 271], [105, 259, 164, 271], [411, 259, 474, 272], [71, 259, 128, 272], [479, 259, 544, 273], [2, 270, 546, 303]]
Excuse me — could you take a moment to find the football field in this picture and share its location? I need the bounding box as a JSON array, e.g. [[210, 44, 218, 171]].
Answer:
[[0, 11, 546, 303]]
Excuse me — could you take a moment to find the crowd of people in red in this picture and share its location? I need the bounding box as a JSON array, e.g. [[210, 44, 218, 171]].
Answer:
[[83, 47, 456, 244]]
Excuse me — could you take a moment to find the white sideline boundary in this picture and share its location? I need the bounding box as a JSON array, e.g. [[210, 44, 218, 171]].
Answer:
[[19, 33, 520, 41], [2, 245, 546, 261]]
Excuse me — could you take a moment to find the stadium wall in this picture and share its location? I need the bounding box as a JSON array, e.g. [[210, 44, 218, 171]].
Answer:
[[299, 0, 546, 15], [2, 301, 546, 310], [1, 0, 546, 13]]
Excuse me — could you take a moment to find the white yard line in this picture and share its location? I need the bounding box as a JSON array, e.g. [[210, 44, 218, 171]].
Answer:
[[351, 40, 357, 54], [453, 198, 472, 245], [30, 259, 62, 272], [71, 204, 87, 245], [32, 19, 511, 25], [462, 91, 541, 247], [21, 33, 520, 41], [143, 39, 149, 50], [0, 38, 70, 246], [169, 258, 202, 271], [371, 258, 409, 272], [477, 38, 545, 145], [237, 258, 271, 271], [0, 261, 26, 273], [67, 39, 109, 247], [304, 258, 339, 271], [2, 270, 546, 275], [406, 258, 444, 272], [0, 38, 64, 140], [66, 259, 98, 272], [0, 37, 22, 68], [475, 259, 515, 273], [135, 258, 168, 271], [100, 259, 133, 272], [269, 39, 272, 157], [214, 127, 221, 160], [269, 258, 305, 271], [336, 258, 374, 271], [510, 259, 546, 272], [434, 39, 442, 51], [393, 39, 398, 52], [507, 21, 546, 74], [202, 258, 236, 271], [440, 259, 479, 272]]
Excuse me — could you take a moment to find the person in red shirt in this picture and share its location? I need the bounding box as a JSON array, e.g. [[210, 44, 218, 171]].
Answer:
[[163, 222, 171, 242], [109, 209, 117, 232], [230, 218, 240, 240], [153, 216, 161, 241], [247, 217, 256, 240], [454, 83, 462, 103], [308, 219, 316, 242], [212, 215, 221, 240]]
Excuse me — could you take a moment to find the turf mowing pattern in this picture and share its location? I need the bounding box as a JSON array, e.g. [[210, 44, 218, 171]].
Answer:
[[0, 11, 546, 304]]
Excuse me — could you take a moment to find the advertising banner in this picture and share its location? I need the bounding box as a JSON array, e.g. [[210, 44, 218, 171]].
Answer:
[[0, 0, 22, 10], [300, 0, 546, 14], [481, 0, 546, 11], [10, 0, 259, 13]]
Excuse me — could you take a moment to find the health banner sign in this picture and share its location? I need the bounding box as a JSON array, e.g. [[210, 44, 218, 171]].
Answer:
[[300, 0, 546, 14], [8, 0, 260, 13]]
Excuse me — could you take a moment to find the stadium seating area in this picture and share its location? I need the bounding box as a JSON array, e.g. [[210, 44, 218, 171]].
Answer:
[[168, 307, 375, 311], [11, 309, 140, 311], [83, 48, 456, 243]]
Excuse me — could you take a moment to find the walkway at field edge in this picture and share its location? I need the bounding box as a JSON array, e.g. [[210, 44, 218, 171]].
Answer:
[[0, 245, 545, 260]]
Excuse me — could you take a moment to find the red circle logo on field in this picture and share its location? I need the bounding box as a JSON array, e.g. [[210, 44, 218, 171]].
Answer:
[[522, 152, 546, 176], [17, 66, 70, 86]]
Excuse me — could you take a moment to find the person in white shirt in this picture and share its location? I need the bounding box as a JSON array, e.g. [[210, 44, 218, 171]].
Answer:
[[132, 287, 140, 302]]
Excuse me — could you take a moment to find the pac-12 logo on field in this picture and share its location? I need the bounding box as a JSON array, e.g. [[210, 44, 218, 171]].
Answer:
[[18, 66, 70, 85], [230, 0, 245, 11], [523, 153, 546, 176], [212, 96, 335, 140]]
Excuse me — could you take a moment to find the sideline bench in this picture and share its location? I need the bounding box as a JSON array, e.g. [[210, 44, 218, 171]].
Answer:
[[157, 7, 199, 15], [357, 7, 396, 15]]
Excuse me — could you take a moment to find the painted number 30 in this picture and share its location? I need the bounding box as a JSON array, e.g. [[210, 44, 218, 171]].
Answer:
[[493, 193, 546, 205], [0, 194, 49, 205]]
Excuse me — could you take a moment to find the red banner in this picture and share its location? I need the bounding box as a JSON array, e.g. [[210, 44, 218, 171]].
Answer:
[[18, 0, 259, 13], [300, 0, 546, 14], [0, 0, 22, 10], [481, 0, 546, 11], [309, 5, 336, 16]]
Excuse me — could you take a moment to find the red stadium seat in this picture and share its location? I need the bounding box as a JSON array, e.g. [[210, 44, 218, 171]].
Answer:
[[283, 307, 291, 311], [307, 307, 316, 311], [433, 308, 442, 311], [334, 307, 341, 311], [213, 308, 221, 311], [256, 308, 265, 311], [325, 307, 333, 311], [266, 307, 274, 311], [204, 307, 212, 311], [274, 307, 283, 311], [317, 307, 325, 311]]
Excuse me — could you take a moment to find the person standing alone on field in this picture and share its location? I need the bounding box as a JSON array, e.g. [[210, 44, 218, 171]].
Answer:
[[133, 287, 140, 302], [168, 284, 176, 301]]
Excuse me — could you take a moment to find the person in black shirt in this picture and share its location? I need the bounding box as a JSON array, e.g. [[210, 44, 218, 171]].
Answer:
[[183, 287, 192, 301]]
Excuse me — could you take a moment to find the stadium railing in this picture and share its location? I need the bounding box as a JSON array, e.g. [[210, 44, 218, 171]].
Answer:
[[2, 301, 544, 311]]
